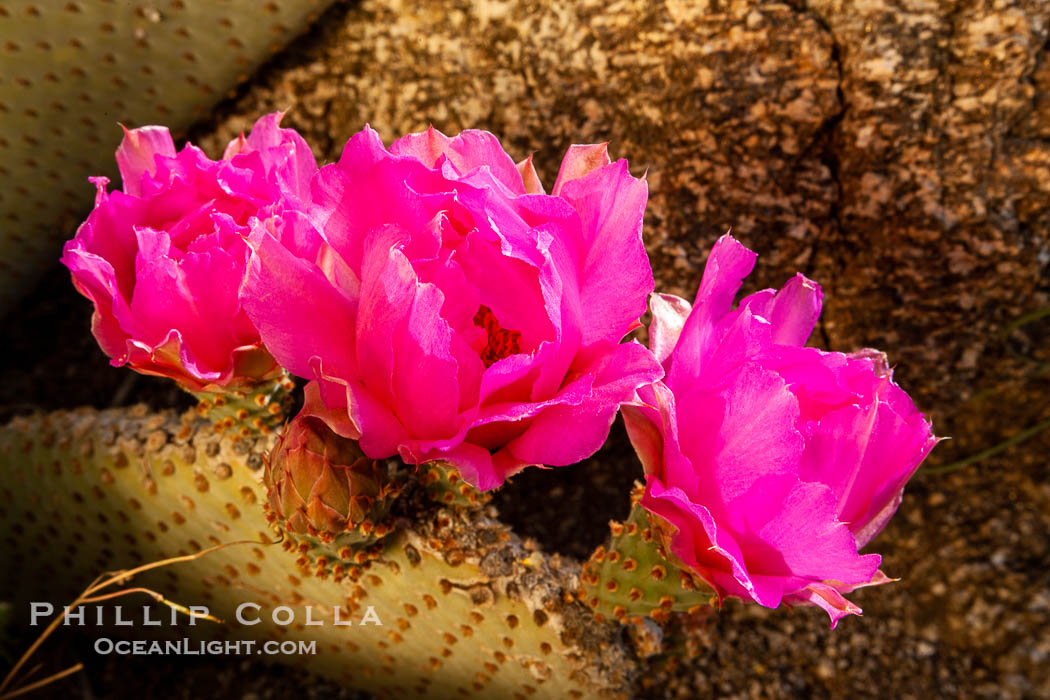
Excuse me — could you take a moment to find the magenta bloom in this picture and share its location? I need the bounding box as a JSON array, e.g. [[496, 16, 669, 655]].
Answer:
[[242, 126, 661, 490], [623, 235, 938, 626], [61, 113, 317, 391]]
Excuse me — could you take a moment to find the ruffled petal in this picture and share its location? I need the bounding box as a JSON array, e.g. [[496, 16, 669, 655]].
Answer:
[[116, 125, 176, 197], [503, 341, 662, 468], [674, 363, 803, 503], [642, 477, 756, 605], [516, 154, 545, 194], [241, 213, 358, 380], [416, 442, 504, 493], [669, 234, 758, 387], [390, 126, 525, 195], [649, 293, 692, 365], [354, 226, 461, 442], [224, 111, 317, 201], [621, 402, 664, 478], [802, 386, 937, 541], [767, 273, 823, 346], [726, 475, 880, 589], [551, 143, 610, 196], [557, 160, 653, 346], [61, 232, 137, 361], [787, 582, 864, 629], [129, 226, 253, 375], [454, 218, 557, 352], [305, 366, 411, 458], [312, 126, 439, 272]]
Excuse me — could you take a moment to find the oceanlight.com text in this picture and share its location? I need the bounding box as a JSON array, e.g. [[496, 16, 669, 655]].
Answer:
[[93, 638, 317, 656]]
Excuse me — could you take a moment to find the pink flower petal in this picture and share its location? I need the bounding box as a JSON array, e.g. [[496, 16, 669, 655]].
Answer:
[[312, 126, 439, 272], [241, 213, 358, 380], [62, 244, 141, 361], [225, 111, 318, 201], [675, 363, 803, 502], [557, 160, 653, 346], [767, 273, 823, 346], [503, 341, 662, 468], [551, 143, 610, 196], [788, 582, 864, 629], [454, 221, 557, 352], [116, 125, 176, 197], [390, 126, 525, 195], [416, 441, 504, 492], [649, 293, 692, 365], [642, 477, 756, 604], [129, 226, 249, 373], [516, 154, 545, 194], [621, 403, 664, 477], [804, 389, 937, 541], [726, 475, 880, 588], [669, 234, 758, 385], [354, 226, 461, 442], [305, 362, 412, 458]]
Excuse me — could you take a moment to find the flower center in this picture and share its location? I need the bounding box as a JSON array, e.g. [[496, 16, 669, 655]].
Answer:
[[473, 305, 522, 368]]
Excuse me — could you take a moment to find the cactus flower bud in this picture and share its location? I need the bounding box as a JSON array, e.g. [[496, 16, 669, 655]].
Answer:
[[265, 414, 398, 544]]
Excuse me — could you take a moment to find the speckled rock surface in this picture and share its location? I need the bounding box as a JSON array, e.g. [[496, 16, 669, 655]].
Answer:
[[191, 0, 1050, 696]]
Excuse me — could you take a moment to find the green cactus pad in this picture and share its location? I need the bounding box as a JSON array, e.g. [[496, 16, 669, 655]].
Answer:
[[419, 461, 491, 509], [188, 373, 296, 438], [581, 487, 716, 625], [0, 407, 637, 698], [0, 0, 338, 316]]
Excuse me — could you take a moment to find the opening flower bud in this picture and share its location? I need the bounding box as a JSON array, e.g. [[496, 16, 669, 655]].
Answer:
[[265, 414, 398, 544]]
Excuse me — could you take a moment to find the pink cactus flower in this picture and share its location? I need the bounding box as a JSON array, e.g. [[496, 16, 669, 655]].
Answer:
[[623, 234, 939, 626], [242, 126, 661, 490], [61, 113, 317, 391]]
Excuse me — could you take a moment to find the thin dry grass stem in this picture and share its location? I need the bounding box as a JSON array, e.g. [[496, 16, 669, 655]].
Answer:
[[0, 663, 84, 700], [9, 667, 38, 684], [4, 666, 39, 689], [83, 537, 268, 597], [1000, 305, 1050, 339], [0, 535, 280, 698], [77, 587, 223, 624]]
